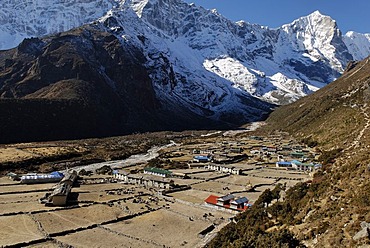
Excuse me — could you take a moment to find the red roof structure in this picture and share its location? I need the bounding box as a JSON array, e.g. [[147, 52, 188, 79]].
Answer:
[[205, 195, 219, 205], [205, 194, 250, 212]]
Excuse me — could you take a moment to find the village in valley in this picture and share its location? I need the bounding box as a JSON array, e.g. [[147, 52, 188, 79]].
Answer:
[[0, 128, 321, 247]]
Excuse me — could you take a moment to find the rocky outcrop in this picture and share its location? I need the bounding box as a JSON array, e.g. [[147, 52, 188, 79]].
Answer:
[[353, 222, 370, 241]]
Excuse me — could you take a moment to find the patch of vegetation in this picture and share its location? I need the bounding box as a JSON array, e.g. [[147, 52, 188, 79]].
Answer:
[[146, 157, 188, 170], [207, 184, 304, 248], [268, 182, 310, 225], [0, 151, 83, 174], [301, 136, 318, 148], [352, 181, 370, 208], [308, 171, 330, 198], [318, 148, 342, 165]]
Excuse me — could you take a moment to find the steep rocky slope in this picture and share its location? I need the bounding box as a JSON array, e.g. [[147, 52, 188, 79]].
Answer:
[[0, 26, 228, 143], [267, 56, 370, 150], [208, 57, 370, 247], [265, 56, 370, 247]]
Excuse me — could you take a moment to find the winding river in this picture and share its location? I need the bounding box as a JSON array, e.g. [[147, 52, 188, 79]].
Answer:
[[66, 140, 177, 173]]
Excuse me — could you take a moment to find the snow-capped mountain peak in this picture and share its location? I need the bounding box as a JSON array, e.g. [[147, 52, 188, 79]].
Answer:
[[304, 10, 328, 20], [1, 0, 370, 125], [0, 0, 116, 50], [280, 10, 352, 73], [125, 0, 151, 17], [343, 31, 370, 61]]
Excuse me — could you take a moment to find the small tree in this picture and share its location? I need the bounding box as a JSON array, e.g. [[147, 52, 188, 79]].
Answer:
[[256, 188, 274, 207]]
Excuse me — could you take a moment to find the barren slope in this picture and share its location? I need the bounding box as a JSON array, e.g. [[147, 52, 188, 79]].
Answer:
[[208, 57, 370, 247]]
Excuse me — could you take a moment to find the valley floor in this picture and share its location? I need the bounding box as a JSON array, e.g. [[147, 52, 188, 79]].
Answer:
[[0, 127, 317, 247]]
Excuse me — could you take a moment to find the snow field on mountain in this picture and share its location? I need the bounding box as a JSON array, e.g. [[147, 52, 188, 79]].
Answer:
[[1, 0, 370, 122], [0, 0, 115, 50], [344, 31, 370, 61]]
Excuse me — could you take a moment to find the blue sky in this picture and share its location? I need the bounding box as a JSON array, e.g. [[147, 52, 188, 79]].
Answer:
[[183, 0, 370, 34]]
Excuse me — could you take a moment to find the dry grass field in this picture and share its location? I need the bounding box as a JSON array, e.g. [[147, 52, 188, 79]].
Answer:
[[56, 227, 151, 248], [0, 214, 44, 246], [168, 189, 215, 204], [0, 191, 44, 203], [105, 209, 211, 248], [247, 168, 310, 180], [34, 204, 126, 234], [169, 154, 193, 162], [188, 171, 227, 180], [191, 181, 246, 195], [0, 183, 56, 194], [74, 183, 132, 192], [215, 174, 276, 186], [168, 202, 233, 221], [0, 201, 59, 215], [170, 168, 208, 174], [76, 192, 130, 203], [170, 177, 203, 185]]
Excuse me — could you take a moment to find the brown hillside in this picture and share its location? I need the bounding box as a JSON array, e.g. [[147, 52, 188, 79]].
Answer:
[[265, 57, 370, 246], [208, 57, 370, 247], [266, 57, 370, 150]]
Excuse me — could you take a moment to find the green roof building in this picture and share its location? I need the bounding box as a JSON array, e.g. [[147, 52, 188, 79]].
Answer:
[[290, 152, 305, 158], [144, 167, 172, 177]]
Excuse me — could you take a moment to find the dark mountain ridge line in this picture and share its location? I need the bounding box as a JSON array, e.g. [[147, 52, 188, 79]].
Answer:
[[0, 25, 241, 144]]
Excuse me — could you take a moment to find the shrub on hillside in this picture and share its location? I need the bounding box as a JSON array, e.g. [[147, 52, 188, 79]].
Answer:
[[318, 148, 342, 165]]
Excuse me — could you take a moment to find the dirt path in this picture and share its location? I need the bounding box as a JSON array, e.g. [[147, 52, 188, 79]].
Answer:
[[222, 122, 265, 137], [345, 105, 370, 151], [344, 58, 369, 80]]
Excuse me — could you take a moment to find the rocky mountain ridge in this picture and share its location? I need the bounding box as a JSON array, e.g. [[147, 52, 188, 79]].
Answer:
[[99, 1, 370, 107], [0, 0, 116, 50], [1, 1, 370, 106], [1, 0, 370, 142], [0, 26, 231, 143]]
